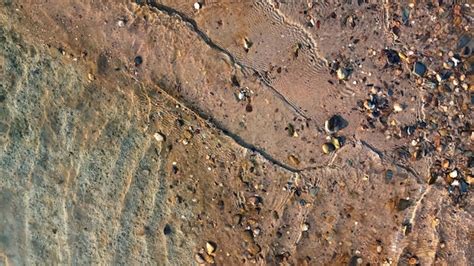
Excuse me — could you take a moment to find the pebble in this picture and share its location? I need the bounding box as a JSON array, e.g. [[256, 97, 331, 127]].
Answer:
[[331, 137, 342, 149], [336, 67, 350, 80], [384, 49, 401, 64], [153, 132, 164, 142], [302, 223, 310, 232], [377, 246, 382, 253], [195, 253, 205, 264], [134, 55, 143, 66], [288, 154, 300, 166], [442, 159, 450, 169], [206, 241, 217, 255], [408, 257, 418, 265], [325, 115, 346, 134], [87, 73, 95, 81], [393, 103, 404, 112], [202, 253, 215, 264], [243, 38, 253, 52], [449, 170, 458, 178], [322, 143, 336, 154], [413, 61, 427, 77], [193, 2, 201, 10], [397, 199, 412, 211]]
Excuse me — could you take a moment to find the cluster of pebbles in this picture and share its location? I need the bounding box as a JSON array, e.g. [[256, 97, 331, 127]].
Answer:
[[322, 115, 347, 154], [358, 35, 472, 204]]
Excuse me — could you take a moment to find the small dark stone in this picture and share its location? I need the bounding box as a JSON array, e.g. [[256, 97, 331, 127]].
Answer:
[[325, 115, 347, 134], [172, 165, 179, 174], [460, 179, 468, 194], [397, 199, 412, 211], [245, 104, 253, 112], [231, 75, 240, 87], [286, 123, 295, 136], [392, 26, 400, 38], [134, 55, 143, 66], [163, 224, 172, 235], [438, 70, 452, 81], [384, 49, 400, 64], [413, 61, 427, 77]]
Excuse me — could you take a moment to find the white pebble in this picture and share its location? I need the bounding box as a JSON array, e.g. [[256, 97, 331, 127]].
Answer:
[[302, 223, 310, 232], [153, 132, 164, 142], [193, 2, 201, 10], [393, 103, 404, 112], [449, 170, 458, 178]]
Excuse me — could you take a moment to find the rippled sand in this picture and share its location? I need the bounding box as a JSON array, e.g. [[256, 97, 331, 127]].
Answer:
[[0, 1, 472, 265]]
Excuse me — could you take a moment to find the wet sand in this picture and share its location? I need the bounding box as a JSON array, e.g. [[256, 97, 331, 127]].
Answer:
[[0, 1, 472, 265]]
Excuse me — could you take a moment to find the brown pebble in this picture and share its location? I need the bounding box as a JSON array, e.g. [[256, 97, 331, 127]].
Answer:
[[247, 243, 261, 255], [288, 154, 300, 165], [202, 253, 215, 264]]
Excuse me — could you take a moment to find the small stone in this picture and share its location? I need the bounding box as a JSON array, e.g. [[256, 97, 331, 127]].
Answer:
[[202, 253, 215, 264], [322, 143, 336, 154], [206, 241, 217, 255], [357, 258, 363, 264], [442, 159, 450, 169], [325, 115, 346, 134], [247, 243, 261, 255], [449, 170, 458, 178], [183, 129, 193, 140], [153, 132, 164, 142], [397, 199, 412, 211], [377, 246, 382, 253], [413, 61, 427, 77], [134, 55, 143, 66], [87, 73, 95, 81], [302, 223, 310, 232], [195, 253, 205, 264], [193, 2, 201, 10], [243, 38, 253, 52], [384, 49, 401, 64], [393, 103, 404, 112], [163, 224, 172, 235], [363, 99, 376, 110], [331, 137, 342, 149], [288, 154, 300, 166], [408, 257, 418, 265], [336, 67, 350, 80]]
